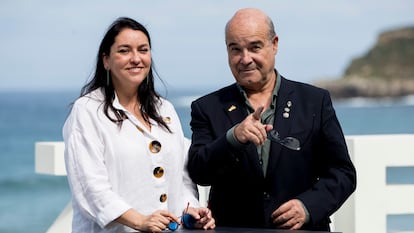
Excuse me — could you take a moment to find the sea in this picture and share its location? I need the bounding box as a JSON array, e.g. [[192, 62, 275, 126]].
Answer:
[[0, 89, 414, 233]]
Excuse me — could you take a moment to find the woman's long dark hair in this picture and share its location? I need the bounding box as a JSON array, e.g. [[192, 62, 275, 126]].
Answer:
[[80, 17, 170, 132]]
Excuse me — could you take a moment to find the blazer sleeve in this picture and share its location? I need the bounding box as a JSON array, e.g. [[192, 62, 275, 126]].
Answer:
[[187, 99, 248, 186]]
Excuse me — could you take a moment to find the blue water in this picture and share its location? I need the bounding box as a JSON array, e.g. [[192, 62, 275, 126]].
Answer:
[[0, 90, 413, 233]]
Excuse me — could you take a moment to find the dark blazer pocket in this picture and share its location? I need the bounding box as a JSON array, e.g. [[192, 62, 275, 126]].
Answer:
[[288, 129, 312, 149], [289, 113, 316, 148]]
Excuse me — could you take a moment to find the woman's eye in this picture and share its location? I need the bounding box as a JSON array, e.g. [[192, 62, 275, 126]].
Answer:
[[118, 49, 129, 54]]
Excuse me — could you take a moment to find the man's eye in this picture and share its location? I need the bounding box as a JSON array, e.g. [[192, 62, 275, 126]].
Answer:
[[139, 48, 149, 53], [251, 46, 261, 52]]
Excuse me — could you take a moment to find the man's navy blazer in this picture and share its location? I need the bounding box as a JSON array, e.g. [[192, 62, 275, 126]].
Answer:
[[188, 76, 356, 230]]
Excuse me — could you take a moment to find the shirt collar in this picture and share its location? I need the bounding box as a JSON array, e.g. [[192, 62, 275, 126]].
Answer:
[[112, 91, 125, 111], [236, 69, 281, 111]]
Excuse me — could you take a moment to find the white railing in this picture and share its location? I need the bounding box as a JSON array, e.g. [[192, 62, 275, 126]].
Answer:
[[332, 134, 414, 233], [35, 134, 414, 233]]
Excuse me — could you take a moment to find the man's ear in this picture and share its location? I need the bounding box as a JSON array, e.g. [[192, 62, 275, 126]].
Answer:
[[272, 36, 279, 54]]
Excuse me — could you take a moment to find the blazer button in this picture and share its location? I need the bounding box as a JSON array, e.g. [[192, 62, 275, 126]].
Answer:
[[263, 192, 270, 199]]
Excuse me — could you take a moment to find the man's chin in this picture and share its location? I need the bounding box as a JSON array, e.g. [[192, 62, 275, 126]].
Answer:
[[237, 75, 258, 84]]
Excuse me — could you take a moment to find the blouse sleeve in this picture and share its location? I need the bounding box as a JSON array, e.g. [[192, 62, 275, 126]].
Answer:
[[63, 100, 131, 228]]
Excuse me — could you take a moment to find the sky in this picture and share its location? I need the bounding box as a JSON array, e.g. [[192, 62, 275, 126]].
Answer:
[[1, 0, 414, 92]]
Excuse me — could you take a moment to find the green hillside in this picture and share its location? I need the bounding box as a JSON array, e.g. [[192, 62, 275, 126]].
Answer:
[[315, 26, 414, 98]]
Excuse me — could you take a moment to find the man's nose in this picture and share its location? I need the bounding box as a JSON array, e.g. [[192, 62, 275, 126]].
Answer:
[[240, 50, 253, 64]]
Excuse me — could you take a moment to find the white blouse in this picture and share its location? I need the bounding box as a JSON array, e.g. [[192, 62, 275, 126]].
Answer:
[[63, 88, 199, 233]]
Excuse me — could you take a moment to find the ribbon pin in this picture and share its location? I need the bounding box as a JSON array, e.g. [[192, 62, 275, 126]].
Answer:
[[228, 105, 237, 112]]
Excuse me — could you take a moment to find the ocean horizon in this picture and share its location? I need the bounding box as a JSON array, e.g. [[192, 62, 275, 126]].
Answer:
[[1, 89, 413, 233]]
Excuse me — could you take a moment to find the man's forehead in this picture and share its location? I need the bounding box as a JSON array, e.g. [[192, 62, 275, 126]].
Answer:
[[226, 33, 267, 46]]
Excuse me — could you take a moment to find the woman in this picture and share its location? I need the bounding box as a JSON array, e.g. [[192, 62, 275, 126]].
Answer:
[[63, 17, 215, 232]]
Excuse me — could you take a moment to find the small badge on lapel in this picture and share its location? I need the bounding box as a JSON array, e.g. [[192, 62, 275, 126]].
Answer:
[[228, 105, 237, 112]]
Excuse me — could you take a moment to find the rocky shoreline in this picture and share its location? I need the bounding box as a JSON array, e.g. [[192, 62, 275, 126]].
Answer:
[[314, 77, 414, 99], [313, 26, 414, 99]]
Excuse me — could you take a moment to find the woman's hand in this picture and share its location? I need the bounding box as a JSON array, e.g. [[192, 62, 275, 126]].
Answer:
[[116, 209, 179, 232]]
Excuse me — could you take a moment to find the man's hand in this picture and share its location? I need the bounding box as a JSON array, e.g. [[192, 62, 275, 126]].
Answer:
[[234, 106, 273, 145], [186, 207, 216, 230], [271, 199, 307, 230]]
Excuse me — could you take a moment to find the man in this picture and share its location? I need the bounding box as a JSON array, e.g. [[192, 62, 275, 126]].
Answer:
[[187, 8, 356, 231]]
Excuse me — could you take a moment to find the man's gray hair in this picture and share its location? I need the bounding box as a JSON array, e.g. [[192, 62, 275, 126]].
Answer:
[[267, 16, 276, 41]]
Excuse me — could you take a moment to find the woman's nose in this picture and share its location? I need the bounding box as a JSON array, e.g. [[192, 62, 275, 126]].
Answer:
[[130, 51, 141, 63]]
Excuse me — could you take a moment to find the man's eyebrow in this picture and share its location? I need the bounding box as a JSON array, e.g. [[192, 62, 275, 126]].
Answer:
[[250, 40, 264, 46], [227, 40, 264, 47], [227, 42, 238, 47]]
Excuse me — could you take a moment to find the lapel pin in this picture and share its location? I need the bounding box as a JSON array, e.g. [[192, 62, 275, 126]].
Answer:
[[228, 105, 237, 112], [283, 101, 292, 118]]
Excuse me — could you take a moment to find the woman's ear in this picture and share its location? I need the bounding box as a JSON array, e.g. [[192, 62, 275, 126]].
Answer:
[[102, 53, 109, 70]]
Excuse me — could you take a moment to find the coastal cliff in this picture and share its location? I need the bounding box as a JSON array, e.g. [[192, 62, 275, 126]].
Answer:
[[314, 26, 414, 99]]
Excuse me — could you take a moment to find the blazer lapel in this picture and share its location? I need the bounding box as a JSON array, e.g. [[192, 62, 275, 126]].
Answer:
[[266, 77, 296, 176], [221, 84, 264, 177], [221, 84, 248, 126]]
